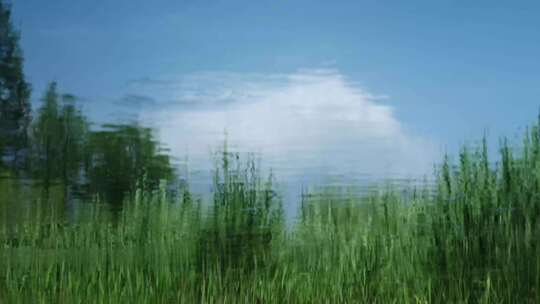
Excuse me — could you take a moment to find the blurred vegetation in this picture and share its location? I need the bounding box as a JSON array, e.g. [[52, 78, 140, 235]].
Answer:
[[2, 0, 540, 302], [0, 0, 31, 170], [84, 123, 173, 207], [24, 81, 173, 208], [3, 121, 540, 302], [0, 1, 174, 207]]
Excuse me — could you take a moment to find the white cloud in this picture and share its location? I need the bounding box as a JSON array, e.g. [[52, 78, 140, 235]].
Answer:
[[135, 69, 438, 183]]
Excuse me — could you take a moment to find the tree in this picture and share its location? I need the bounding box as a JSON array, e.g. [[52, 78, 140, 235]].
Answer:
[[85, 123, 173, 206], [31, 83, 62, 189], [58, 93, 89, 188], [31, 82, 89, 193], [31, 83, 172, 207], [0, 0, 31, 169]]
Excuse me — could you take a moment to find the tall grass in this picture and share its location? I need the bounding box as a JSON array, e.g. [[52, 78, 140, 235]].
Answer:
[[2, 120, 540, 303]]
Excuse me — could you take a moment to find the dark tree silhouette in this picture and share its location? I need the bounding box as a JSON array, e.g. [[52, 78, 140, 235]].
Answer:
[[85, 123, 173, 207], [0, 0, 31, 169]]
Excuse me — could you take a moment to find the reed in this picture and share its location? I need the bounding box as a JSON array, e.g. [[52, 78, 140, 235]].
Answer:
[[2, 119, 540, 303]]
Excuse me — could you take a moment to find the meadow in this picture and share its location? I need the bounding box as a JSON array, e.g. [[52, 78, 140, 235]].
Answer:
[[1, 118, 540, 303]]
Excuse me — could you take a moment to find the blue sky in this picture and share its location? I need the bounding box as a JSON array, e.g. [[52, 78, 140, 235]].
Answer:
[[9, 0, 540, 168]]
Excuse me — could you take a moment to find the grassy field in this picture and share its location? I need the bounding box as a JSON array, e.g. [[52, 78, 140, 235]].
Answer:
[[2, 122, 540, 303]]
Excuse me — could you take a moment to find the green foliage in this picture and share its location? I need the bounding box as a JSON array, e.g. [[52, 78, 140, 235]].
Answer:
[[0, 116, 540, 302], [29, 83, 173, 205], [198, 144, 283, 274], [1, 4, 540, 300], [30, 82, 61, 186], [57, 94, 90, 186], [0, 0, 31, 168], [0, 4, 174, 205], [3, 116, 540, 302], [84, 123, 173, 206]]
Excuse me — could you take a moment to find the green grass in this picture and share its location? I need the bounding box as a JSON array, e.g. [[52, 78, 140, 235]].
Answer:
[[2, 121, 540, 303]]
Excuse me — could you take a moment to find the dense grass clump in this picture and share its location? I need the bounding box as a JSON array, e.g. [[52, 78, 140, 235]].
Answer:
[[2, 120, 540, 303]]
